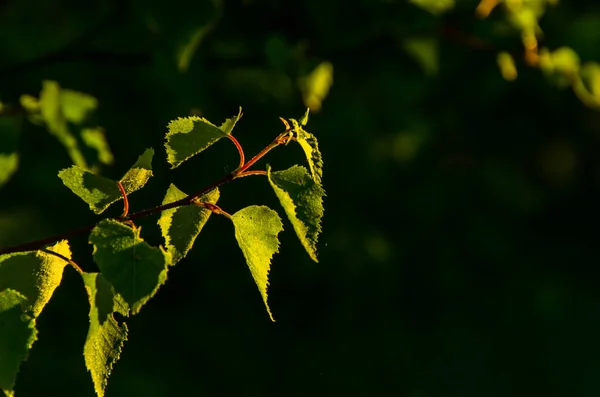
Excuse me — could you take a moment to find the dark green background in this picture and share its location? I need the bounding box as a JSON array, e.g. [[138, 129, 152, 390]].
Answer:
[[2, 0, 600, 396]]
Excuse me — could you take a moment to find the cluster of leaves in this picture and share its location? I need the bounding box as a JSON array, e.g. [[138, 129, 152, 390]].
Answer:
[[0, 96, 325, 396], [410, 0, 600, 110], [0, 81, 113, 190]]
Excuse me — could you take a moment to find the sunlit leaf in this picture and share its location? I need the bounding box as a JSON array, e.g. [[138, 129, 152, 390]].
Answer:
[[0, 289, 36, 397], [59, 149, 154, 214], [60, 88, 98, 124], [231, 206, 283, 321], [58, 166, 121, 214], [158, 184, 219, 264], [119, 148, 154, 194], [165, 110, 241, 168], [39, 80, 87, 168], [0, 116, 21, 189], [81, 128, 114, 165], [0, 240, 70, 395], [89, 220, 170, 315], [299, 61, 333, 112], [0, 240, 70, 317], [267, 165, 325, 262], [82, 272, 128, 397]]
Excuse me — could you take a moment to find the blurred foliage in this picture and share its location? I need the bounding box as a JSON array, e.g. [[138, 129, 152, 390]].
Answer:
[[1, 0, 600, 396]]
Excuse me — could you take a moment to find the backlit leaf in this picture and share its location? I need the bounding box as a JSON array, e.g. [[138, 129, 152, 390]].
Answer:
[[81, 128, 114, 165], [119, 148, 154, 194], [0, 240, 70, 317], [267, 165, 325, 262], [60, 88, 98, 124], [286, 110, 324, 184], [82, 272, 128, 397], [0, 240, 70, 395], [59, 149, 154, 214], [231, 206, 283, 321], [0, 116, 21, 189], [298, 61, 333, 112], [89, 220, 171, 315], [158, 184, 219, 264], [165, 109, 242, 168], [58, 166, 121, 214], [0, 290, 36, 397]]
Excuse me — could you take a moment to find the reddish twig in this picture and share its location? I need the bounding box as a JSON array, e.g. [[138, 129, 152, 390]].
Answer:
[[117, 181, 129, 218]]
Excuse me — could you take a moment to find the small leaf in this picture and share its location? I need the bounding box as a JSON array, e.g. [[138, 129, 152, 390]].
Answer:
[[0, 290, 37, 397], [82, 272, 128, 397], [60, 88, 98, 124], [59, 149, 154, 214], [165, 110, 241, 168], [119, 148, 154, 194], [0, 240, 70, 317], [39, 80, 88, 168], [158, 184, 220, 264], [298, 61, 333, 112], [231, 206, 283, 321], [0, 116, 21, 189], [497, 51, 518, 81], [81, 128, 114, 165], [286, 112, 324, 184], [402, 37, 439, 76], [89, 220, 170, 315], [58, 166, 121, 214], [267, 165, 325, 262]]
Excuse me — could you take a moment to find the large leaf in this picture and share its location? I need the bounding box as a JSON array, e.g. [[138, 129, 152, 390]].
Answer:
[[231, 206, 283, 321], [267, 165, 325, 262], [0, 290, 37, 397], [157, 184, 219, 264], [82, 272, 128, 397], [58, 148, 154, 214], [0, 240, 70, 317], [89, 220, 170, 315], [165, 109, 242, 168], [0, 240, 70, 395]]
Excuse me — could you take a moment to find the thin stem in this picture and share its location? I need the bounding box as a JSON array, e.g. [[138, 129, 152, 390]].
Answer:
[[227, 134, 245, 169], [41, 248, 84, 274], [117, 181, 129, 218], [195, 202, 233, 219], [236, 170, 267, 178]]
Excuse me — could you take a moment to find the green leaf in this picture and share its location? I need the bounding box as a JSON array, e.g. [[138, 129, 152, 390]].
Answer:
[[286, 111, 324, 184], [0, 116, 21, 189], [410, 0, 455, 15], [81, 128, 114, 165], [0, 240, 70, 317], [58, 166, 121, 214], [0, 289, 37, 397], [60, 88, 98, 124], [165, 110, 242, 168], [267, 165, 325, 262], [82, 272, 128, 397], [89, 220, 171, 315], [402, 37, 439, 77], [0, 240, 70, 395], [231, 206, 283, 321], [298, 61, 333, 112], [39, 80, 87, 168], [119, 148, 154, 194], [59, 148, 154, 214], [158, 184, 219, 264]]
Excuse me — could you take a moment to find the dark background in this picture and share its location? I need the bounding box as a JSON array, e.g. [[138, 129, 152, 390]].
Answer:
[[2, 0, 600, 396]]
